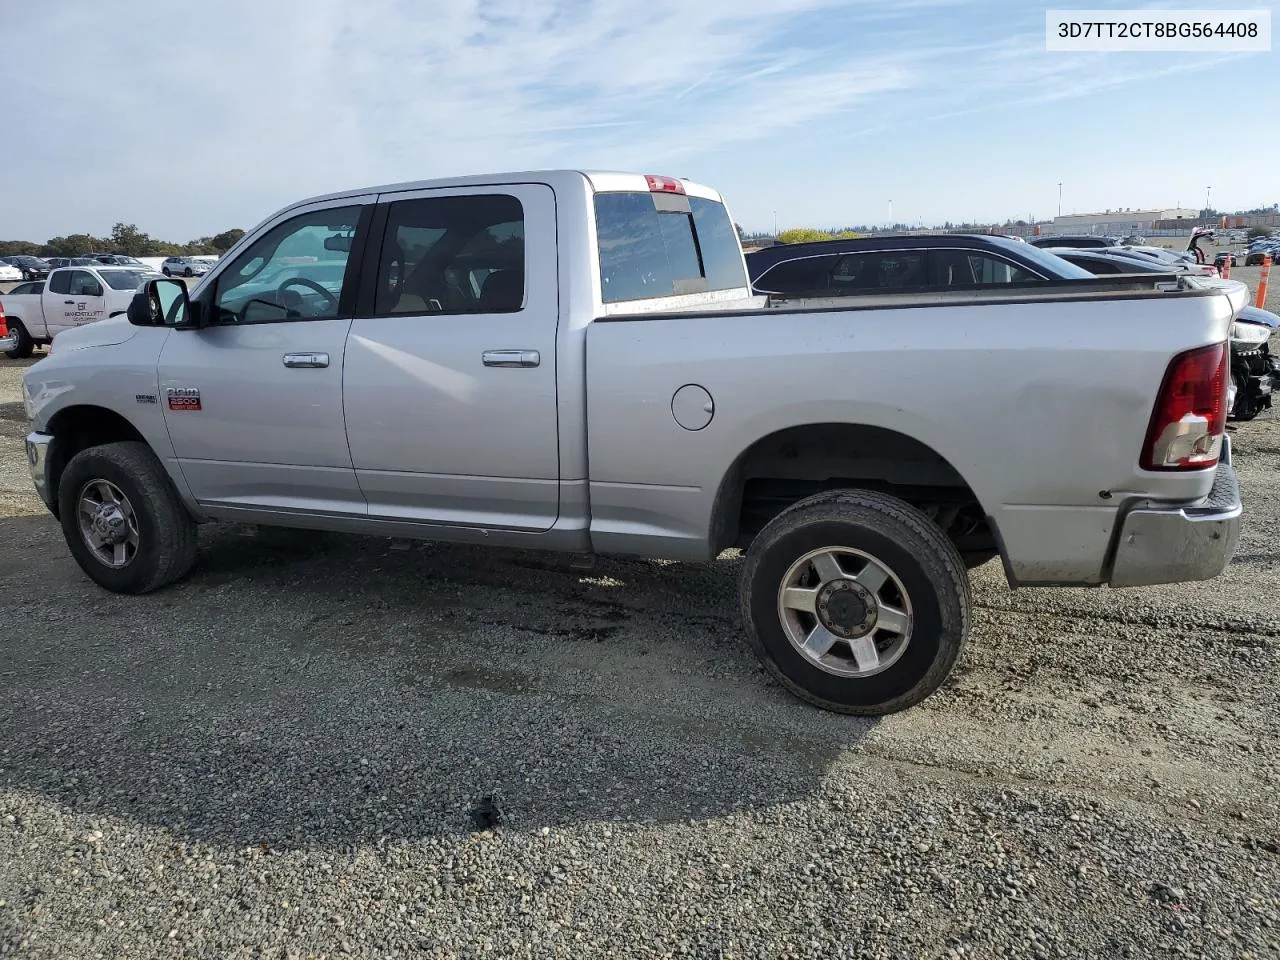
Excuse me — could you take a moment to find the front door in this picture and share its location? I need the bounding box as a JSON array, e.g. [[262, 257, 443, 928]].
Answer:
[[156, 199, 374, 515], [342, 183, 561, 530], [44, 269, 107, 336]]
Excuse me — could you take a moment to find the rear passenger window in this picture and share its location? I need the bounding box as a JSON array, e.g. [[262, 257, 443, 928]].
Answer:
[[830, 252, 927, 292], [929, 251, 1039, 287], [373, 194, 525, 316], [48, 271, 71, 295]]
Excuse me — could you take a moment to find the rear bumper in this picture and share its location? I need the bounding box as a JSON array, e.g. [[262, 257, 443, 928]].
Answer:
[[0, 331, 16, 353], [1108, 437, 1242, 588]]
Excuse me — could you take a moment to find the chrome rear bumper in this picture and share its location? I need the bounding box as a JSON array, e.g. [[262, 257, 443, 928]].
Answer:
[[1108, 436, 1242, 588]]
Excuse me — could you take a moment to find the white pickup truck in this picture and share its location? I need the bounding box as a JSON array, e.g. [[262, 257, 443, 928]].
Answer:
[[1, 264, 161, 358], [20, 170, 1244, 715]]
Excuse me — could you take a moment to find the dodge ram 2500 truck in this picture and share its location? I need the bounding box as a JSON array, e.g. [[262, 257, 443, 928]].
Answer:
[[21, 169, 1244, 715], [1, 264, 162, 357]]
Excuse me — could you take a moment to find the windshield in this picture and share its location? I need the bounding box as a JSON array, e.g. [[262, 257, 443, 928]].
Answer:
[[99, 269, 155, 290]]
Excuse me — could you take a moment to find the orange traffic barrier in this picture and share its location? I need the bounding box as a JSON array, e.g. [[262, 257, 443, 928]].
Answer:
[[1220, 253, 1231, 279], [1257, 254, 1272, 309]]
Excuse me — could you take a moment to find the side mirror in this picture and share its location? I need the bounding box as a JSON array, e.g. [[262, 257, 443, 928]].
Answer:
[[127, 278, 195, 328], [86, 285, 104, 297]]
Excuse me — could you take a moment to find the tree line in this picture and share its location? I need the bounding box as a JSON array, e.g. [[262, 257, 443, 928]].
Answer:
[[0, 223, 245, 259]]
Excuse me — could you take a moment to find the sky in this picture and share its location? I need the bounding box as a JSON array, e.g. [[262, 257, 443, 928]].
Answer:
[[2, 0, 1276, 241]]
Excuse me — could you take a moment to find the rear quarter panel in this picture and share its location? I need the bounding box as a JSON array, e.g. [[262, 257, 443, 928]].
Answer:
[[584, 288, 1235, 582]]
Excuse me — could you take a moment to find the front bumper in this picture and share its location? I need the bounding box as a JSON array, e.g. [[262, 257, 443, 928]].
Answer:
[[24, 431, 56, 514], [1108, 437, 1242, 588]]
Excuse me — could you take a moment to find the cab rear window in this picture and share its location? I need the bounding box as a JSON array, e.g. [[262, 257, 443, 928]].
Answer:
[[594, 191, 746, 303]]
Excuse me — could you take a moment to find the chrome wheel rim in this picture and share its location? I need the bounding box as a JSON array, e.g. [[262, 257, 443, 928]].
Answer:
[[776, 546, 913, 678], [77, 479, 140, 569]]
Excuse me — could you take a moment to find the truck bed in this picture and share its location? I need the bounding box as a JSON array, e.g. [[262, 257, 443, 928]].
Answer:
[[582, 273, 1242, 585]]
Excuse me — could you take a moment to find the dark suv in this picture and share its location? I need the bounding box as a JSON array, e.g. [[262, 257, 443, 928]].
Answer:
[[744, 234, 1096, 299], [1028, 234, 1123, 250], [0, 255, 52, 280]]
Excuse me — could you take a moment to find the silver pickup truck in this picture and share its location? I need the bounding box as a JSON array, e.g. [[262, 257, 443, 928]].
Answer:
[[21, 169, 1244, 715]]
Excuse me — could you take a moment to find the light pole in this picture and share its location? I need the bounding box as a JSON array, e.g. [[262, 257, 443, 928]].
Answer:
[[772, 210, 777, 237], [1205, 185, 1212, 213], [1057, 182, 1062, 218], [888, 200, 894, 227]]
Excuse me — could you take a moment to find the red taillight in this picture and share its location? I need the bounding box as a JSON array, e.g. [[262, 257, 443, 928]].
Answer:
[[1140, 341, 1228, 471], [0, 302, 7, 339], [645, 174, 686, 195]]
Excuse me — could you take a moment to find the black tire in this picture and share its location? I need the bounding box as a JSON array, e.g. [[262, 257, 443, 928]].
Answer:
[[162, 268, 171, 277], [184, 267, 193, 277], [5, 318, 34, 359], [57, 441, 198, 594], [1231, 371, 1258, 421], [740, 489, 970, 716]]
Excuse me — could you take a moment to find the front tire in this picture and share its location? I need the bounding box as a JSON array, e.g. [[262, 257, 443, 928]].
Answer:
[[5, 318, 34, 359], [184, 267, 193, 277], [162, 268, 172, 277], [740, 489, 970, 716], [1231, 371, 1259, 421], [57, 441, 198, 594]]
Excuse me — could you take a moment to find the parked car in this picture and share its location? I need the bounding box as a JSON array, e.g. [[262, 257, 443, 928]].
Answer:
[[1214, 252, 1240, 269], [161, 256, 212, 277], [0, 261, 22, 282], [1, 265, 161, 358], [744, 234, 1099, 298], [1121, 235, 1146, 245], [0, 255, 53, 280], [1051, 249, 1174, 275], [1227, 306, 1278, 421], [1244, 243, 1280, 266], [1028, 234, 1122, 250], [1111, 245, 1219, 277], [20, 169, 1246, 717]]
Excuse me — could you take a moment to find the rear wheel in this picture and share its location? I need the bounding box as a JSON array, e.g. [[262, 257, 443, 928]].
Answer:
[[184, 267, 193, 277], [5, 318, 34, 359], [740, 489, 970, 715], [57, 441, 198, 594]]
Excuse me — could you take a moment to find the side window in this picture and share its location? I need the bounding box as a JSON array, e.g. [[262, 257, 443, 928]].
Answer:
[[373, 193, 525, 316], [48, 270, 72, 295], [825, 251, 925, 293], [754, 255, 839, 294], [212, 205, 363, 324], [929, 250, 1040, 288], [69, 270, 103, 296]]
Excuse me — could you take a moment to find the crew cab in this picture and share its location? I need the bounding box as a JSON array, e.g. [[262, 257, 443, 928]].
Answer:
[[1, 264, 160, 358], [20, 169, 1245, 716]]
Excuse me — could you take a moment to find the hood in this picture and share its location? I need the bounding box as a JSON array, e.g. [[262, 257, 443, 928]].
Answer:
[[50, 313, 140, 352]]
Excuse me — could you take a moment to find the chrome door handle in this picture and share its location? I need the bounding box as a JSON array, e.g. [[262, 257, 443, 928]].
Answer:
[[482, 349, 540, 368], [282, 352, 329, 368]]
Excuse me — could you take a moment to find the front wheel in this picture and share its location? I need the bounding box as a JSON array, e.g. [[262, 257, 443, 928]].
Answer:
[[4, 318, 34, 359], [740, 489, 970, 715], [57, 441, 198, 594], [184, 267, 193, 277]]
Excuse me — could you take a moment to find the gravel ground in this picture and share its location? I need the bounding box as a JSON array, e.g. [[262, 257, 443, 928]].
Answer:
[[1, 332, 1278, 958]]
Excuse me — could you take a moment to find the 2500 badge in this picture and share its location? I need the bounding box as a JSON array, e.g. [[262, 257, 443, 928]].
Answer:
[[165, 387, 202, 411]]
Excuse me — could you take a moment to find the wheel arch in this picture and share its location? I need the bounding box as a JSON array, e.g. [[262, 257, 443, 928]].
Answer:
[[708, 421, 1000, 563], [43, 405, 153, 518]]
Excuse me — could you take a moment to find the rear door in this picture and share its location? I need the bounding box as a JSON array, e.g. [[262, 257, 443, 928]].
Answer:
[[341, 183, 561, 530]]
